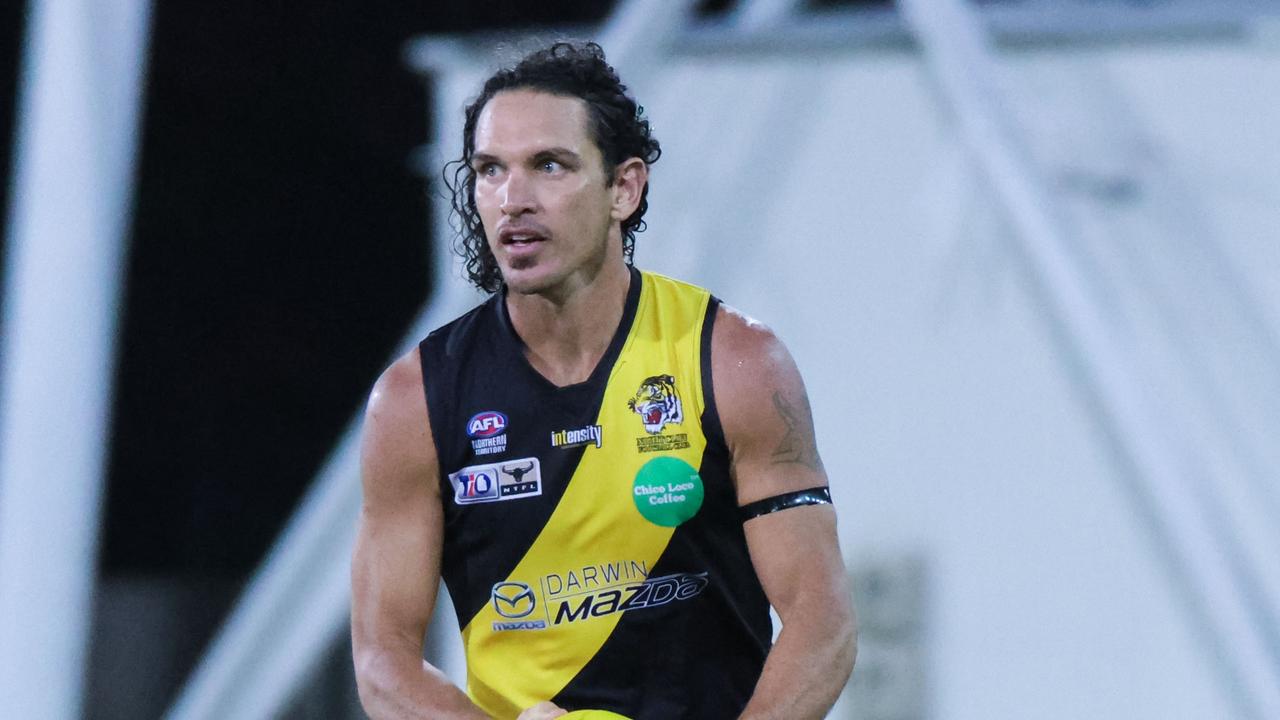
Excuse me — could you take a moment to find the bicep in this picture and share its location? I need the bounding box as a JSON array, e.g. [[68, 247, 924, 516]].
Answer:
[[351, 476, 443, 654], [711, 306, 847, 615], [712, 305, 828, 505], [351, 355, 444, 660]]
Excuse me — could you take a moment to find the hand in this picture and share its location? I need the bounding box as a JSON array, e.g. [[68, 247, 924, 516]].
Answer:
[[517, 701, 567, 719]]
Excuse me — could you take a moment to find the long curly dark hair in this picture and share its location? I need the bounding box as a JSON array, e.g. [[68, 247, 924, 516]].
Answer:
[[444, 41, 662, 294]]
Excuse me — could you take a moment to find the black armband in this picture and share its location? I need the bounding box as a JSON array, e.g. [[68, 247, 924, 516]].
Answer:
[[739, 486, 832, 521]]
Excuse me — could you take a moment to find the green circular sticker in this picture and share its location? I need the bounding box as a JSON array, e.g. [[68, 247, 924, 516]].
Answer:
[[632, 457, 704, 527]]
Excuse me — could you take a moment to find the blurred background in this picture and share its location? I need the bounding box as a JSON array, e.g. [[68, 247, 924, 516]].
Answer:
[[2, 0, 1279, 718]]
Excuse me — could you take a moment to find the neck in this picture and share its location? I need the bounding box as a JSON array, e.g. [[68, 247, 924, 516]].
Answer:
[[506, 261, 633, 387]]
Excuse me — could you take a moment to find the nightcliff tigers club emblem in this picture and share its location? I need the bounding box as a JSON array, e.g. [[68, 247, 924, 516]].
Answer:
[[628, 374, 691, 453]]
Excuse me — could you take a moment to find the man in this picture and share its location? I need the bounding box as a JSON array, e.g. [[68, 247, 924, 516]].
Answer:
[[352, 42, 855, 719]]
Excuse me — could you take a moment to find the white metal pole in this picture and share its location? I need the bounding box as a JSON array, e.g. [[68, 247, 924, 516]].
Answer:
[[0, 1, 152, 718], [895, 0, 1280, 717]]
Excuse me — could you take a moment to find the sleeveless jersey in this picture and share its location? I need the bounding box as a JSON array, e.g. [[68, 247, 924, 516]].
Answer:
[[419, 268, 772, 720]]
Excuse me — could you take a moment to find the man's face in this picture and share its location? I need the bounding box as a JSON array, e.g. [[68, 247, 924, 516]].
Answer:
[[471, 89, 619, 297]]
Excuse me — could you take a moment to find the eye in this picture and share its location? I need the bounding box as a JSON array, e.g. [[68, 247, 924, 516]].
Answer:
[[539, 159, 563, 173], [478, 162, 500, 177]]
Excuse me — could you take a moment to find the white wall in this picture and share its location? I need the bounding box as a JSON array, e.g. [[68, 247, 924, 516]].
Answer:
[[632, 40, 1280, 720]]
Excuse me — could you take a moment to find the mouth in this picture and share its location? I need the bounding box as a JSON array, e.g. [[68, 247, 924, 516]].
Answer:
[[645, 407, 662, 425], [498, 226, 550, 249]]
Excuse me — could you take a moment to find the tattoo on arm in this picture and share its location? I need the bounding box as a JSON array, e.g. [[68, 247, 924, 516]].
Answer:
[[770, 391, 821, 470]]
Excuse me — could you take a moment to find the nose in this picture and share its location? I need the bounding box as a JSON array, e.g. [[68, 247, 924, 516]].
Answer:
[[498, 169, 535, 216]]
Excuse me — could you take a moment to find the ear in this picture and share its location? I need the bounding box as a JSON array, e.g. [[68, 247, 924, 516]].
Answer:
[[609, 157, 648, 223]]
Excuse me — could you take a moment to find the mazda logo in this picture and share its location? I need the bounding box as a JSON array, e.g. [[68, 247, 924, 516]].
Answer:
[[491, 581, 536, 618]]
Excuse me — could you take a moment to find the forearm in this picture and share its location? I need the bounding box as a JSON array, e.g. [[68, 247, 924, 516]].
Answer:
[[356, 647, 489, 720], [739, 611, 856, 720]]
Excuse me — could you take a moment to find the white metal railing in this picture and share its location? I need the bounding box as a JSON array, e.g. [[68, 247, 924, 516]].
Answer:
[[896, 0, 1280, 717]]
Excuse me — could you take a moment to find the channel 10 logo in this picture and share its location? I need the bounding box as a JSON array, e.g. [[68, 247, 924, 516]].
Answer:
[[453, 467, 499, 504]]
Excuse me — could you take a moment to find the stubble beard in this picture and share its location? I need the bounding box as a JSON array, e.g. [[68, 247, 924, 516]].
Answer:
[[500, 234, 615, 300]]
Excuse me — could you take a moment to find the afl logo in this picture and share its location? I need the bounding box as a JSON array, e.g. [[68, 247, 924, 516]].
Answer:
[[467, 411, 508, 438]]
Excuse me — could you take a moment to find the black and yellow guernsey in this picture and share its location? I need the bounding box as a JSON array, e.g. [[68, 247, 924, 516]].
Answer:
[[419, 268, 772, 720]]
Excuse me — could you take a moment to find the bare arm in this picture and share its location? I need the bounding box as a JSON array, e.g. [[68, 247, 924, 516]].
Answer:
[[713, 306, 858, 720], [351, 349, 489, 720]]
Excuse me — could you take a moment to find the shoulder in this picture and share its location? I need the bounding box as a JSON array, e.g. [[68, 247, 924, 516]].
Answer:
[[366, 347, 428, 431], [709, 303, 802, 411], [361, 347, 438, 500], [709, 303, 825, 502]]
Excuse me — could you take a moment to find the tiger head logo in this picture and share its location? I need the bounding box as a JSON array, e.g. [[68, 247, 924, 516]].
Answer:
[[627, 374, 683, 435]]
